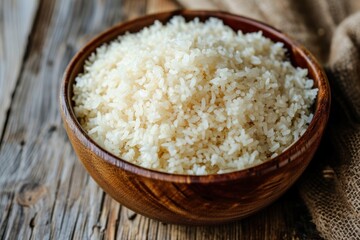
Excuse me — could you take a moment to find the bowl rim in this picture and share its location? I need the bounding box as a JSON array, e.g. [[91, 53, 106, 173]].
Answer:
[[60, 9, 331, 184]]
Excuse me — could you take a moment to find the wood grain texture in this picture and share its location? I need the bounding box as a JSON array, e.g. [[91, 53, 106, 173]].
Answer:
[[60, 10, 330, 225], [147, 0, 180, 14], [0, 0, 40, 142], [0, 0, 323, 239]]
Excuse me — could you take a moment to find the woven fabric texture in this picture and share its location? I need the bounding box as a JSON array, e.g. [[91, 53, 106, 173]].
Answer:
[[300, 13, 360, 239]]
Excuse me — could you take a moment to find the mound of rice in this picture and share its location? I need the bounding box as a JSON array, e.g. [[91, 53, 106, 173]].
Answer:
[[73, 16, 318, 175]]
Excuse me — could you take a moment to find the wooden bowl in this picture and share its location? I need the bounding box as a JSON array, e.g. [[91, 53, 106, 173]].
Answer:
[[59, 10, 330, 225]]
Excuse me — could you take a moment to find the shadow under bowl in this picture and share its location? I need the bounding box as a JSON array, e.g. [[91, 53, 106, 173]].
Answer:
[[59, 10, 331, 225]]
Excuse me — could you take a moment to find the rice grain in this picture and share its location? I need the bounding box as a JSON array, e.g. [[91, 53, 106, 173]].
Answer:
[[73, 16, 318, 175]]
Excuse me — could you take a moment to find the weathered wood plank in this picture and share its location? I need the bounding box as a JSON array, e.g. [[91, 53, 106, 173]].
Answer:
[[0, 0, 40, 142], [0, 0, 324, 239], [147, 0, 180, 14], [0, 0, 128, 239]]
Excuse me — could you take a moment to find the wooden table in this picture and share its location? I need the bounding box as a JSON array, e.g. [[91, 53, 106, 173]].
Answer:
[[0, 0, 321, 239]]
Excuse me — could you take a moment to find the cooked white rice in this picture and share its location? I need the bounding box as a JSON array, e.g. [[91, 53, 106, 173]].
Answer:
[[73, 16, 318, 175]]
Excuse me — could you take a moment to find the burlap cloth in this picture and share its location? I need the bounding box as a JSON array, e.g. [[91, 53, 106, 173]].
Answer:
[[177, 0, 360, 239]]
